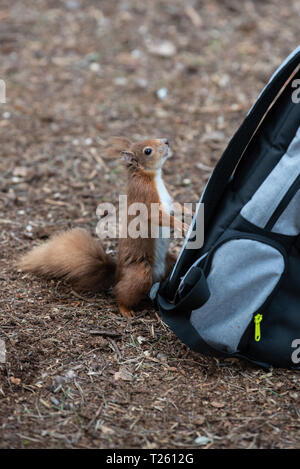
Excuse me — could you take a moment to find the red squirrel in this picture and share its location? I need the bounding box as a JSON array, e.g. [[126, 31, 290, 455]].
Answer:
[[18, 137, 190, 318]]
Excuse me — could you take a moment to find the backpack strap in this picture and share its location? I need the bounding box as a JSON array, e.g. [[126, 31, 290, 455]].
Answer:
[[156, 265, 210, 314]]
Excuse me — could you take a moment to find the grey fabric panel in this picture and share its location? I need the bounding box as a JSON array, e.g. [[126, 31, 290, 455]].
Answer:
[[190, 239, 285, 353], [272, 189, 300, 235], [241, 126, 300, 229]]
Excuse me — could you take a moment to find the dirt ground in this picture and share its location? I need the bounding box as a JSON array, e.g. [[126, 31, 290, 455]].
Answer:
[[1, 0, 300, 449]]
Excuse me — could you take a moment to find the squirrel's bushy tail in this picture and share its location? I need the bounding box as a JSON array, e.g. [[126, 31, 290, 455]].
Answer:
[[18, 228, 116, 291]]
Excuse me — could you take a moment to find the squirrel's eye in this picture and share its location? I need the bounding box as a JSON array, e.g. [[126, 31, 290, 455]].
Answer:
[[144, 147, 152, 155]]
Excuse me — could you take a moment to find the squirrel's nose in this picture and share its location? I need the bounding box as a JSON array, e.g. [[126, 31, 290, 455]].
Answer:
[[162, 138, 169, 145]]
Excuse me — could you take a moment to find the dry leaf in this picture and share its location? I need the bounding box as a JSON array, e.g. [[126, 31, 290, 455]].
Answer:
[[210, 401, 225, 408], [195, 436, 212, 446], [148, 41, 176, 58], [10, 376, 21, 385], [98, 424, 115, 435], [185, 6, 203, 27], [195, 415, 205, 425], [114, 368, 133, 382]]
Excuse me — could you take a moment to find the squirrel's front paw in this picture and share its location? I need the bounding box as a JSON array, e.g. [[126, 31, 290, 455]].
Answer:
[[182, 223, 190, 235], [173, 219, 189, 236]]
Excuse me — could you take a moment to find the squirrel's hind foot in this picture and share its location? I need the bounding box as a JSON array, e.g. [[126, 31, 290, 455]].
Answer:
[[118, 303, 135, 319]]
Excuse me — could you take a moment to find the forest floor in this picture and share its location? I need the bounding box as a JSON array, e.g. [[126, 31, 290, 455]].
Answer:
[[1, 0, 300, 449]]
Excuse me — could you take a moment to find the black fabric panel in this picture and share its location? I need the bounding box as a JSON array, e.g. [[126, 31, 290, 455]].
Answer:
[[231, 215, 297, 250]]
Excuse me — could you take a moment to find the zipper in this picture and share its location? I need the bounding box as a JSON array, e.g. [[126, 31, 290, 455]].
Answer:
[[264, 173, 300, 231], [254, 313, 263, 342]]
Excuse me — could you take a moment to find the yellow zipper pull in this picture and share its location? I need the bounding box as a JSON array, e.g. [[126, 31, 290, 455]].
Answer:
[[254, 314, 263, 342]]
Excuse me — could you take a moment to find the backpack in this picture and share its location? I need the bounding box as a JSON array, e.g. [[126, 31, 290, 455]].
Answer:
[[151, 46, 300, 370]]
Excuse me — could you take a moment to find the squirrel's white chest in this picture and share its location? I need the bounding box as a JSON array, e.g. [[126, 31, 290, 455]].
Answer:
[[152, 173, 173, 282], [155, 172, 173, 213]]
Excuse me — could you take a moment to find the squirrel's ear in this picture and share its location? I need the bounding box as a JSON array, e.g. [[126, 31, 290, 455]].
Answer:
[[121, 150, 138, 167], [106, 137, 132, 159], [111, 137, 132, 148]]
